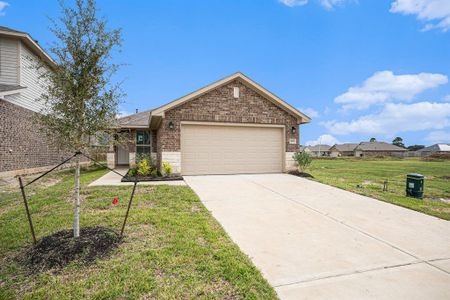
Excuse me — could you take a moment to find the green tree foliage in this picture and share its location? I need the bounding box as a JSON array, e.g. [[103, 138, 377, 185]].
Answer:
[[38, 0, 122, 237], [370, 137, 376, 142], [407, 145, 425, 151], [392, 137, 405, 148], [292, 151, 312, 172]]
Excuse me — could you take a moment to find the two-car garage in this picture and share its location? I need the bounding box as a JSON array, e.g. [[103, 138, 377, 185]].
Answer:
[[181, 123, 284, 175]]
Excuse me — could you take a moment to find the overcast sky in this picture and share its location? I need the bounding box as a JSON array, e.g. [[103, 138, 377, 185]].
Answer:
[[2, 0, 450, 146]]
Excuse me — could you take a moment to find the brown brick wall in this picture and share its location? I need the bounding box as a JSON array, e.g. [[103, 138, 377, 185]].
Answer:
[[157, 80, 300, 153], [0, 100, 70, 172]]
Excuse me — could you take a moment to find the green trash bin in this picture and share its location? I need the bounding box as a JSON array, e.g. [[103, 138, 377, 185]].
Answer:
[[406, 173, 424, 199]]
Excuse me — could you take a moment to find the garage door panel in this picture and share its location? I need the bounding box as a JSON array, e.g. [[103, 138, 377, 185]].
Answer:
[[181, 124, 283, 175]]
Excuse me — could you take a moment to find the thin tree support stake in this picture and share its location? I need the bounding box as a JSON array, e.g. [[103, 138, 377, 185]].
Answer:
[[18, 176, 37, 245], [120, 180, 138, 238]]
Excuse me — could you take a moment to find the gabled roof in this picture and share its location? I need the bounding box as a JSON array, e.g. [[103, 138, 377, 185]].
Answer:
[[305, 144, 331, 152], [356, 141, 407, 152], [117, 110, 152, 128], [418, 144, 450, 152], [150, 72, 311, 126], [0, 26, 56, 69], [330, 143, 359, 152]]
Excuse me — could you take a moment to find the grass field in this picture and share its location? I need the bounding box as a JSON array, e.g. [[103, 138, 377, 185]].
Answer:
[[308, 157, 450, 220], [0, 166, 276, 299]]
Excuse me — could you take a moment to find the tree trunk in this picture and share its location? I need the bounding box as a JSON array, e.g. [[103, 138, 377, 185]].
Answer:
[[74, 154, 81, 238]]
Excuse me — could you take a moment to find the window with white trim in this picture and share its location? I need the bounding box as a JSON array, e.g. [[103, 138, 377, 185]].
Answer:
[[136, 130, 151, 155]]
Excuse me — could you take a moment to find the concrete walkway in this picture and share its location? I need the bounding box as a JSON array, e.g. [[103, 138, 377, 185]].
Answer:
[[88, 168, 186, 186], [184, 174, 450, 300]]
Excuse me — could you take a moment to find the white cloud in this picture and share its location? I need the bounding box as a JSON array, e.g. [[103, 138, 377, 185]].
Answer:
[[0, 1, 9, 16], [116, 110, 130, 118], [279, 0, 353, 9], [425, 130, 450, 143], [319, 0, 352, 10], [300, 107, 319, 118], [444, 94, 450, 101], [334, 71, 448, 111], [306, 134, 341, 146], [390, 0, 450, 32], [278, 0, 308, 7], [323, 101, 450, 135]]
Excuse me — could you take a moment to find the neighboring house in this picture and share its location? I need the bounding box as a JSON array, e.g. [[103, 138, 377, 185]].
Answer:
[[417, 144, 450, 156], [0, 26, 68, 177], [110, 72, 311, 175], [304, 144, 331, 157], [329, 143, 359, 157], [354, 141, 407, 157]]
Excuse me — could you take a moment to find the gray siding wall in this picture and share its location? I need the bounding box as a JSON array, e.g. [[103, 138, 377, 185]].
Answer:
[[18, 42, 49, 112], [0, 37, 19, 85]]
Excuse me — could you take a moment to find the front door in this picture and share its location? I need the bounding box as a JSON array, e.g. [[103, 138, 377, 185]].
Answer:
[[117, 145, 129, 165]]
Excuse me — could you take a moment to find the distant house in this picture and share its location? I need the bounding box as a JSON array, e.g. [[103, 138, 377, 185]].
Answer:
[[329, 143, 359, 157], [354, 141, 407, 157], [417, 144, 450, 155], [304, 144, 331, 157]]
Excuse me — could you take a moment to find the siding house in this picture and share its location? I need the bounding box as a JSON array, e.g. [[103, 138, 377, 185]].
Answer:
[[0, 26, 66, 177], [110, 72, 311, 175]]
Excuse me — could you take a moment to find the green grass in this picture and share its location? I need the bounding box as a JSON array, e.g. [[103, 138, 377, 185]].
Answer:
[[307, 157, 450, 220], [0, 166, 276, 299]]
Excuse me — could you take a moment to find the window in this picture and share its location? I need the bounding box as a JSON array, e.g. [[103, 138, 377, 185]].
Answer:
[[136, 130, 151, 155]]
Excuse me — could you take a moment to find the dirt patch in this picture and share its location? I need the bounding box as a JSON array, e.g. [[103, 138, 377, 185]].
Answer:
[[17, 226, 121, 274], [137, 200, 156, 208], [287, 170, 314, 178], [439, 176, 450, 180]]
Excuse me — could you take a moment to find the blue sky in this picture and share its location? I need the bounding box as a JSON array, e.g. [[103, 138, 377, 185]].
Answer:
[[2, 0, 450, 146]]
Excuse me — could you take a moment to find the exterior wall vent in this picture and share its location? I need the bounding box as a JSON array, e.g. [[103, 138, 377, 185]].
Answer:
[[233, 87, 240, 98]]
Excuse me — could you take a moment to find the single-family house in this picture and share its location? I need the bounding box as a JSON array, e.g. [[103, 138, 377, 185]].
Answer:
[[110, 72, 311, 175], [354, 141, 407, 157], [0, 26, 67, 177], [329, 143, 358, 157], [304, 144, 331, 157], [417, 144, 450, 156]]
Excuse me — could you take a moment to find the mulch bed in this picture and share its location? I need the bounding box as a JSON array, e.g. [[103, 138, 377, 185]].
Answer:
[[17, 226, 121, 274], [121, 170, 183, 182], [287, 170, 314, 178]]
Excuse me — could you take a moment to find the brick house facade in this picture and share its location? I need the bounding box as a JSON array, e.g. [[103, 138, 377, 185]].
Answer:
[[0, 100, 69, 173], [113, 73, 310, 175]]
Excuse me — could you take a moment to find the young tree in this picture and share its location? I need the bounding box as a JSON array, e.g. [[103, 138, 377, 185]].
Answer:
[[39, 0, 122, 237], [292, 151, 312, 173], [370, 137, 376, 142], [392, 137, 405, 148]]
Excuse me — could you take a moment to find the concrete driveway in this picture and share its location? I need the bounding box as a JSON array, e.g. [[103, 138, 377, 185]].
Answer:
[[184, 174, 450, 300]]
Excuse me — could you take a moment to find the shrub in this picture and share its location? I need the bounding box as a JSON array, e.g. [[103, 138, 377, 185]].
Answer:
[[292, 151, 312, 172], [128, 168, 136, 177], [151, 168, 159, 178], [162, 161, 173, 177], [137, 159, 151, 176]]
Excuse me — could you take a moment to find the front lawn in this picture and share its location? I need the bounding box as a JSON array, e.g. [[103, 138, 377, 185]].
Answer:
[[308, 158, 450, 220], [0, 167, 276, 299]]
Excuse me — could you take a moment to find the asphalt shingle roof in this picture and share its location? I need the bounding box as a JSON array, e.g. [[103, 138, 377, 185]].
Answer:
[[331, 143, 359, 152], [117, 110, 152, 128], [356, 141, 406, 151], [0, 84, 26, 93]]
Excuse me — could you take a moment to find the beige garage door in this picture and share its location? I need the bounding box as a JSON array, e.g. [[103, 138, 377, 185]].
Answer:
[[181, 124, 283, 175]]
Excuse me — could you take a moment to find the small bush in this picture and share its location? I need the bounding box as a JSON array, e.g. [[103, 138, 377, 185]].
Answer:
[[162, 161, 173, 177], [151, 168, 159, 178], [137, 159, 151, 176], [292, 151, 312, 172]]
